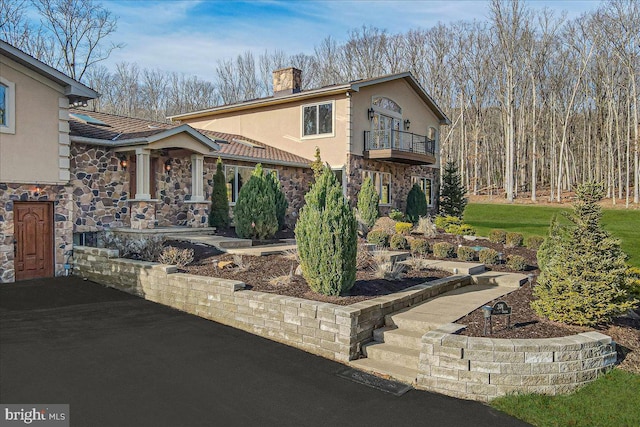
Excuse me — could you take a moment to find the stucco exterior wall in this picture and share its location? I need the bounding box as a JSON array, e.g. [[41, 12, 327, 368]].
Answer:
[[350, 79, 442, 157], [0, 55, 69, 184], [181, 94, 350, 167]]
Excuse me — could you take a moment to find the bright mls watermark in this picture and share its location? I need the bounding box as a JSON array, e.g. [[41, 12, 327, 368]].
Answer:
[[0, 405, 69, 426]]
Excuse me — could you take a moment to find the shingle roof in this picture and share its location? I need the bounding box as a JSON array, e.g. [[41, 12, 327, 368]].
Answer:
[[69, 109, 311, 167]]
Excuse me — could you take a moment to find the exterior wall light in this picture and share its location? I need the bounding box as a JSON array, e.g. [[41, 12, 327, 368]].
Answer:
[[367, 108, 374, 121], [119, 156, 128, 171], [165, 159, 172, 173], [404, 119, 411, 130]]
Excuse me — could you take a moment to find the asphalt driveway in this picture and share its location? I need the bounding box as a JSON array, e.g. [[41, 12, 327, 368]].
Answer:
[[0, 277, 529, 426]]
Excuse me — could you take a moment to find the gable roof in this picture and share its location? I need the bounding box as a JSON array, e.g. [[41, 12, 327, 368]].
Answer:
[[69, 109, 311, 168], [169, 71, 450, 125], [0, 40, 98, 101]]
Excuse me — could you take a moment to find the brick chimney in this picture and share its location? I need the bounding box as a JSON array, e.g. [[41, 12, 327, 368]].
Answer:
[[272, 67, 302, 97]]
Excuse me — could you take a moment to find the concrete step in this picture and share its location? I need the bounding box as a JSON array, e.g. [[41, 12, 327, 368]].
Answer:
[[373, 327, 424, 351], [413, 259, 485, 275], [385, 310, 443, 333], [349, 358, 418, 385], [362, 342, 420, 370], [225, 244, 297, 256], [371, 250, 411, 263], [472, 271, 528, 287]]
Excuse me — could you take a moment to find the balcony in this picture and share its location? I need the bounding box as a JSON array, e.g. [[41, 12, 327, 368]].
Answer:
[[364, 130, 436, 165]]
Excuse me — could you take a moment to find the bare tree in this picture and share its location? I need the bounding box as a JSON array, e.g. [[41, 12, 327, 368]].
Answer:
[[31, 0, 122, 81]]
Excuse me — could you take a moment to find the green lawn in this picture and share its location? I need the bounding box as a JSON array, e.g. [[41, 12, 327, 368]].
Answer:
[[464, 203, 640, 268], [491, 369, 640, 427]]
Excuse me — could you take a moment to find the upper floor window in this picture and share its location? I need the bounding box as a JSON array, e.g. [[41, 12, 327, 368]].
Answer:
[[0, 77, 16, 134], [372, 96, 401, 114], [302, 101, 333, 137], [428, 127, 437, 141]]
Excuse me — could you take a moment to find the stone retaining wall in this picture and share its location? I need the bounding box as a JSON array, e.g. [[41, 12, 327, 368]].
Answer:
[[73, 246, 468, 362], [417, 324, 617, 402]]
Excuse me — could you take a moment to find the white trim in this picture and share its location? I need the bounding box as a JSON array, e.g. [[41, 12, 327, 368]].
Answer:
[[412, 176, 434, 207], [300, 100, 335, 140], [0, 77, 16, 134]]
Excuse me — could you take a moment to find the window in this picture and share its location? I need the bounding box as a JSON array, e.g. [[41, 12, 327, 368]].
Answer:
[[428, 127, 437, 141], [302, 101, 333, 137], [412, 177, 433, 206], [225, 165, 278, 204], [0, 77, 15, 134], [362, 170, 392, 205], [372, 96, 402, 114]]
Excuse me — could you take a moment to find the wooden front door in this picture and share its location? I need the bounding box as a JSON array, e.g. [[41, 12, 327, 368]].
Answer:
[[14, 202, 54, 281]]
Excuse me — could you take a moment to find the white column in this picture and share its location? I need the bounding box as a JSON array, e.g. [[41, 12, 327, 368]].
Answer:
[[135, 148, 151, 200], [190, 154, 205, 202]]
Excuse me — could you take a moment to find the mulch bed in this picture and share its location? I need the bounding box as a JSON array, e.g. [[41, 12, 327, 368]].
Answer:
[[182, 252, 450, 306]]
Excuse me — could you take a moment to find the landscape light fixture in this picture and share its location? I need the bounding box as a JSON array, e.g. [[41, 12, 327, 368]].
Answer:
[[367, 108, 374, 121]]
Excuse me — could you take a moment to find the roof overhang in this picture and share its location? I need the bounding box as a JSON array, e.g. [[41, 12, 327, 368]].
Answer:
[[71, 124, 221, 154], [169, 86, 350, 121], [0, 40, 99, 101]]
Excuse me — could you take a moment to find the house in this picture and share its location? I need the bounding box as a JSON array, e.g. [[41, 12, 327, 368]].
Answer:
[[1, 40, 98, 282], [170, 68, 451, 215], [0, 40, 312, 283]]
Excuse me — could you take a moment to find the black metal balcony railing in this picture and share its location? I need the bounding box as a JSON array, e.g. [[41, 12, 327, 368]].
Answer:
[[364, 130, 436, 157]]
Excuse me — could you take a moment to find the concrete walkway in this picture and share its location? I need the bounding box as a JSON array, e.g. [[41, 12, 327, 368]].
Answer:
[[351, 262, 528, 384]]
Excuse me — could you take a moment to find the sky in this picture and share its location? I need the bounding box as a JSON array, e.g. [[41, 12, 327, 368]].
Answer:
[[102, 0, 602, 80]]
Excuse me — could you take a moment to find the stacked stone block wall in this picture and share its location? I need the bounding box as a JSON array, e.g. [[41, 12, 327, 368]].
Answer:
[[417, 324, 617, 402], [73, 246, 468, 361], [346, 154, 439, 216]]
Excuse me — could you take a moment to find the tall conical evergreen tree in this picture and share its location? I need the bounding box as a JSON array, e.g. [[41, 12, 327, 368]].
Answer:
[[531, 182, 637, 326], [310, 147, 324, 180], [209, 157, 230, 228], [234, 164, 278, 239], [267, 171, 288, 230], [406, 184, 428, 223], [357, 176, 379, 229], [295, 166, 357, 296], [439, 161, 467, 218]]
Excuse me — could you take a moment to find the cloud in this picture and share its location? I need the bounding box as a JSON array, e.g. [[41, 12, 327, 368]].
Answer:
[[101, 0, 600, 79]]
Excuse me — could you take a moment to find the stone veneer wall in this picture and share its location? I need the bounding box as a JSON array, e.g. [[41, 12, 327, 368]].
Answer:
[[0, 183, 73, 282], [346, 154, 439, 216], [416, 324, 617, 402], [204, 158, 313, 228], [73, 246, 469, 362]]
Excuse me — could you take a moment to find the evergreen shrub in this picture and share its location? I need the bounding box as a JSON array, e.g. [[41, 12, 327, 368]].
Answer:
[[435, 215, 461, 230], [208, 158, 230, 228], [489, 229, 507, 244], [357, 177, 379, 229], [295, 167, 357, 296], [457, 246, 476, 261], [525, 235, 545, 250], [367, 230, 389, 247], [433, 242, 455, 258], [395, 222, 413, 235], [267, 171, 288, 230], [531, 182, 637, 326], [390, 234, 408, 250], [234, 164, 278, 239], [446, 223, 476, 236], [478, 248, 499, 265], [507, 255, 527, 271], [410, 238, 430, 255], [505, 232, 524, 248], [406, 184, 428, 223], [389, 209, 405, 221]]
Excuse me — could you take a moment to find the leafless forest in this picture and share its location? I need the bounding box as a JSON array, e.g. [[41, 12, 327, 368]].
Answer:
[[2, 0, 638, 204]]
